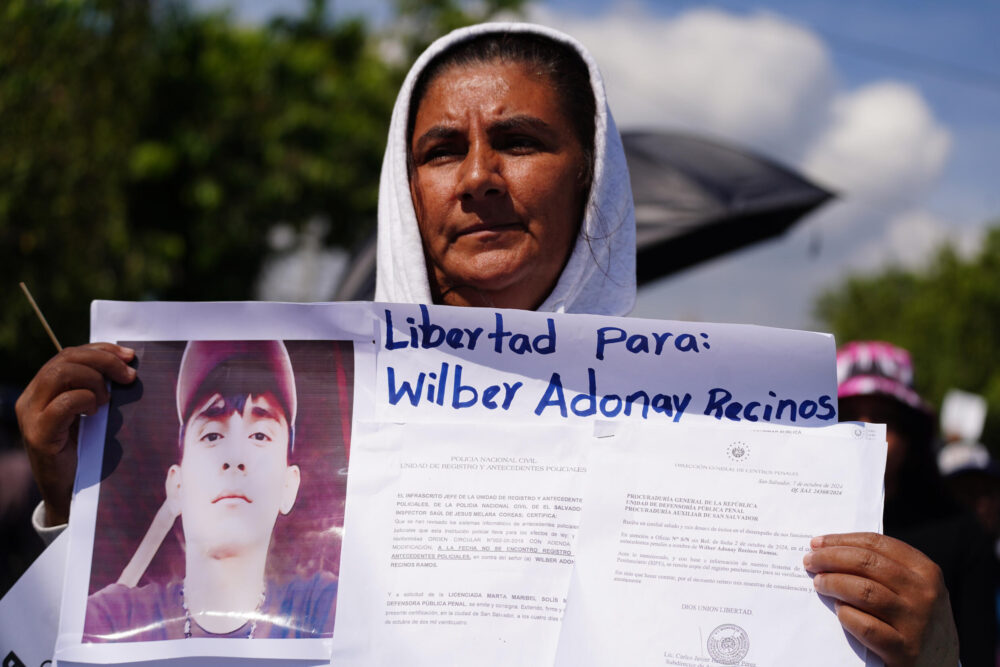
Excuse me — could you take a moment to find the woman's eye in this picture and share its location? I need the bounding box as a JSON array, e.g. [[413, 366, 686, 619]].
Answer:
[[201, 432, 222, 443], [500, 135, 541, 152], [423, 144, 464, 163], [250, 432, 272, 443]]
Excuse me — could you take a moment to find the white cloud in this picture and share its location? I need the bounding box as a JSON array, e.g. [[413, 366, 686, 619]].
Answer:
[[532, 6, 837, 162], [802, 82, 951, 209], [852, 209, 982, 271]]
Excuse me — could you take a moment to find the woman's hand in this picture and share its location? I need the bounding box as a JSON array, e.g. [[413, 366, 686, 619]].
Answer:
[[15, 343, 136, 526], [804, 532, 959, 667]]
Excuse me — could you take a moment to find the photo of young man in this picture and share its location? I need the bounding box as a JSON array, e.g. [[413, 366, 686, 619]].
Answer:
[[82, 339, 353, 641]]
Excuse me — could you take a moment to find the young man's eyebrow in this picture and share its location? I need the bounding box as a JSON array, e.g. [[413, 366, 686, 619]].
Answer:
[[188, 395, 284, 423], [251, 404, 281, 421], [192, 396, 228, 421]]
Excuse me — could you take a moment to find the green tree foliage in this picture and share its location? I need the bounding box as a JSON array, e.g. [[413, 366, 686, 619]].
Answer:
[[1, 0, 522, 387], [815, 224, 1000, 448], [2, 0, 157, 384]]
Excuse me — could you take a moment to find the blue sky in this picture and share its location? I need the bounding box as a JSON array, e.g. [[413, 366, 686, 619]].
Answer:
[[205, 0, 1000, 330]]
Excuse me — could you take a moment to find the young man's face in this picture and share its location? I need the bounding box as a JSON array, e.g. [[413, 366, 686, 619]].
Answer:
[[166, 392, 300, 559]]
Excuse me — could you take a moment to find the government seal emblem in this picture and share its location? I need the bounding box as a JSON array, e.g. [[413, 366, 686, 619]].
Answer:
[[726, 441, 750, 463], [706, 623, 749, 665]]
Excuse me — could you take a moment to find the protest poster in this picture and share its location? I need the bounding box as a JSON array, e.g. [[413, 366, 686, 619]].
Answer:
[[19, 300, 857, 666]]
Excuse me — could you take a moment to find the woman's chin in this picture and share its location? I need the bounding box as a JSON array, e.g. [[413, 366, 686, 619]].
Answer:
[[433, 247, 564, 308], [440, 277, 547, 310]]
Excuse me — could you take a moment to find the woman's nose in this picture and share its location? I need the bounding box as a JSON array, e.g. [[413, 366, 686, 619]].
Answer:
[[457, 141, 505, 201], [222, 461, 246, 472]]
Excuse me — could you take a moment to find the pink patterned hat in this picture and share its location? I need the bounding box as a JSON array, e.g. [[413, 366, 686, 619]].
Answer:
[[836, 341, 930, 412]]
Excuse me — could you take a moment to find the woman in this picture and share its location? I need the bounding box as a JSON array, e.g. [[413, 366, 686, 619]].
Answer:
[[17, 21, 958, 665]]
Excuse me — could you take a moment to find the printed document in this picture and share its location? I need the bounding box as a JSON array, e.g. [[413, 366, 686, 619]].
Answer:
[[555, 421, 886, 667]]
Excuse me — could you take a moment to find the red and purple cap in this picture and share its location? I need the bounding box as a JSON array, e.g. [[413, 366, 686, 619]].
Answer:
[[836, 341, 930, 413], [176, 340, 298, 430]]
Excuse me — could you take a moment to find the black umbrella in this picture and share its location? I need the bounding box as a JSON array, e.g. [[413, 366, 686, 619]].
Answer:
[[332, 130, 833, 300], [625, 130, 832, 284]]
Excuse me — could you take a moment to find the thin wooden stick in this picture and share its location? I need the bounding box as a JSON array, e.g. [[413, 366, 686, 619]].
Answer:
[[19, 282, 62, 351]]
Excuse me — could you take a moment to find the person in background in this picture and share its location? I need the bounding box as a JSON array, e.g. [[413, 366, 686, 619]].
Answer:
[[838, 340, 996, 666], [939, 441, 1000, 556], [939, 440, 1000, 665]]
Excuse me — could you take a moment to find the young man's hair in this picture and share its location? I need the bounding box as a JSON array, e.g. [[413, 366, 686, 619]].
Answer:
[[179, 394, 295, 459], [176, 342, 297, 457]]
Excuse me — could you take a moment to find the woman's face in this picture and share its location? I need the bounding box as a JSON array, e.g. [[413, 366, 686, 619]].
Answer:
[[409, 61, 589, 310]]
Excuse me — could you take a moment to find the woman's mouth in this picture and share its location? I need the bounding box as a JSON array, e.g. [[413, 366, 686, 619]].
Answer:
[[455, 221, 523, 238]]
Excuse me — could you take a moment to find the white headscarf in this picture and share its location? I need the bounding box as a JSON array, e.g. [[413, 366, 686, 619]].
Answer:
[[374, 22, 636, 316]]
